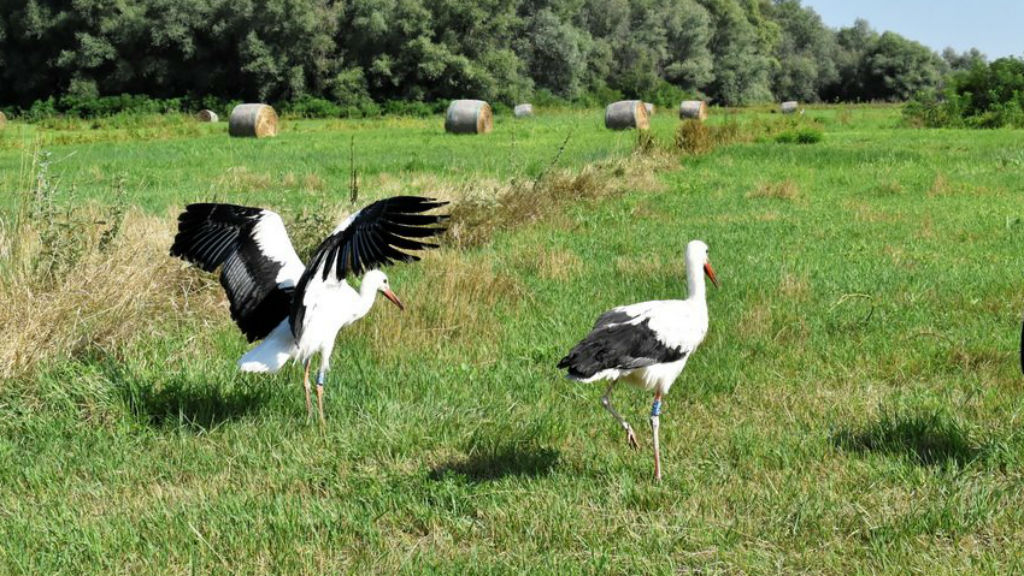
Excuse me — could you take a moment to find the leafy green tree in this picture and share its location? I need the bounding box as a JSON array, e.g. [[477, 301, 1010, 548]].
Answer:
[[942, 47, 986, 73], [862, 31, 943, 101], [822, 18, 876, 101], [661, 0, 714, 92], [699, 0, 772, 104], [520, 9, 587, 98], [767, 0, 837, 102]]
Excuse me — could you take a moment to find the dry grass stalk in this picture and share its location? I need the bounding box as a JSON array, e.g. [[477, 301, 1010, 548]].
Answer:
[[356, 250, 524, 363], [747, 180, 800, 200], [675, 120, 713, 155], [0, 208, 222, 380]]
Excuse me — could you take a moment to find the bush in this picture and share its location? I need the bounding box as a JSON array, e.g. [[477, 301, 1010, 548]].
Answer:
[[904, 57, 1024, 128], [382, 100, 445, 117], [287, 96, 343, 118], [61, 94, 183, 118], [675, 120, 713, 155], [643, 80, 694, 110], [775, 127, 823, 144]]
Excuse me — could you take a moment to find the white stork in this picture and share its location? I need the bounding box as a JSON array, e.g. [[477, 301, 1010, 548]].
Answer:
[[557, 240, 719, 480], [170, 196, 448, 422]]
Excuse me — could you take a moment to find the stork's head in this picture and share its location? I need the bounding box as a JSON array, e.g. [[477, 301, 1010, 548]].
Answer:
[[363, 269, 405, 311], [686, 240, 719, 288]]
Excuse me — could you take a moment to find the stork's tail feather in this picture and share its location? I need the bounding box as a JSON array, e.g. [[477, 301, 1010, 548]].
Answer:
[[238, 322, 296, 373], [557, 351, 622, 383]]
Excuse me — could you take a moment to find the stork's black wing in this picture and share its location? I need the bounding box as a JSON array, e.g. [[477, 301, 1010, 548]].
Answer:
[[170, 203, 305, 342], [290, 196, 448, 339], [558, 307, 686, 380]]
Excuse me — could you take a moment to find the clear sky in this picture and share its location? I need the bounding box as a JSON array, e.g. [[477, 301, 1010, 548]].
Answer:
[[802, 0, 1024, 59]]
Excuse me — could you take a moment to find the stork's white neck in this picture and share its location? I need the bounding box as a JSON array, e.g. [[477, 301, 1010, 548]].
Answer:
[[685, 257, 707, 304], [355, 279, 379, 319]]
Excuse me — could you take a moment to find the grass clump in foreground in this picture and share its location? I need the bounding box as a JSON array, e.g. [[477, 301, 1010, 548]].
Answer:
[[3, 107, 1024, 574], [774, 126, 824, 144]]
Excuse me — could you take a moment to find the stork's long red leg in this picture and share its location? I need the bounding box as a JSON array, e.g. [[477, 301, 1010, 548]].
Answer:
[[303, 360, 313, 420], [651, 392, 663, 481], [601, 382, 639, 450], [316, 368, 326, 426]]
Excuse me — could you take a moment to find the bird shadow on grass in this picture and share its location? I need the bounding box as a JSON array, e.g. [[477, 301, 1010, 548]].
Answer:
[[831, 409, 982, 468], [119, 373, 273, 432], [429, 441, 560, 483]]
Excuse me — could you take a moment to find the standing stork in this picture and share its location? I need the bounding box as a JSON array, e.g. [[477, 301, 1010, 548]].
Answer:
[[170, 196, 448, 423], [557, 240, 719, 480]]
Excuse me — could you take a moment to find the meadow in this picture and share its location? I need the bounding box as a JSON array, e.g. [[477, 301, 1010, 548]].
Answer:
[[2, 105, 1024, 574]]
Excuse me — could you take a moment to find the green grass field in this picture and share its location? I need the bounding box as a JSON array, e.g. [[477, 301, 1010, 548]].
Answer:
[[3, 105, 1024, 574]]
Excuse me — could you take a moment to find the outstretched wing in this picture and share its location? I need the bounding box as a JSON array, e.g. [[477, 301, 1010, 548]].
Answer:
[[170, 203, 305, 342], [290, 196, 448, 338]]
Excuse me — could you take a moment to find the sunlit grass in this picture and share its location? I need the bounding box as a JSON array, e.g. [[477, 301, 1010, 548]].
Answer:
[[2, 105, 1024, 574]]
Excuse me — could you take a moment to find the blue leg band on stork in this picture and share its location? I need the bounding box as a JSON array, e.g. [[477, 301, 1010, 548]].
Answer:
[[316, 370, 326, 387], [651, 400, 662, 417]]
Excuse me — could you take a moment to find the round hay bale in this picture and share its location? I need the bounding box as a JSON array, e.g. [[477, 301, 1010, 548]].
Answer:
[[604, 100, 650, 131], [228, 104, 278, 138], [678, 100, 708, 121], [445, 100, 493, 134], [196, 109, 219, 123], [644, 102, 655, 116], [0, 111, 6, 129], [513, 103, 534, 118], [780, 101, 799, 115]]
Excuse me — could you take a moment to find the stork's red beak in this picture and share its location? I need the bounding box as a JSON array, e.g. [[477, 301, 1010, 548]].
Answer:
[[383, 288, 405, 311], [704, 261, 719, 288]]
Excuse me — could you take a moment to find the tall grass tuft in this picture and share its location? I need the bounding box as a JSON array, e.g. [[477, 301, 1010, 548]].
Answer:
[[675, 119, 713, 155], [675, 115, 825, 155], [0, 152, 220, 380], [449, 133, 670, 248]]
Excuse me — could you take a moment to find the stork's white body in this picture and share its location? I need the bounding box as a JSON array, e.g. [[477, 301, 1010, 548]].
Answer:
[[238, 274, 385, 373], [573, 297, 710, 395], [558, 240, 718, 480]]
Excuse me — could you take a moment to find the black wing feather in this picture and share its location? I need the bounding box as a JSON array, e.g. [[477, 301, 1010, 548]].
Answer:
[[558, 317, 686, 380], [170, 203, 300, 342], [290, 196, 448, 339]]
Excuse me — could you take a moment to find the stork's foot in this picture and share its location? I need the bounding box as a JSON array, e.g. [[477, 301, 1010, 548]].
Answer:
[[626, 426, 640, 451]]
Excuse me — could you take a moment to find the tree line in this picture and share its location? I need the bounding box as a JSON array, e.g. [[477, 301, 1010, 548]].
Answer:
[[0, 0, 990, 112]]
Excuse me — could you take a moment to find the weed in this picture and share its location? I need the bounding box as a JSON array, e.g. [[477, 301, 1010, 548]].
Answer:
[[746, 179, 800, 200], [775, 127, 824, 144], [675, 120, 713, 155]]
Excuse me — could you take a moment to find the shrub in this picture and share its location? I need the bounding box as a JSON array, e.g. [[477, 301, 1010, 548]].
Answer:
[[904, 57, 1024, 128], [61, 94, 183, 118], [775, 127, 823, 144], [382, 100, 444, 117], [643, 80, 693, 110], [287, 96, 343, 118], [675, 120, 714, 155]]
